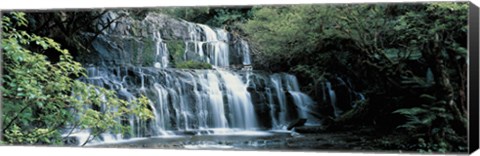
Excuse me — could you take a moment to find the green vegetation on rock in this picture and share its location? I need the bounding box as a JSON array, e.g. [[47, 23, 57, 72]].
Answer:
[[165, 40, 213, 69], [1, 12, 153, 145], [166, 40, 186, 65], [141, 38, 156, 66], [175, 60, 212, 69], [155, 7, 253, 30]]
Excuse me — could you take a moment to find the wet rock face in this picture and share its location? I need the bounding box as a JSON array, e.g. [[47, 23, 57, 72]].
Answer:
[[81, 11, 194, 66], [313, 77, 365, 118], [79, 11, 190, 66], [81, 11, 253, 70], [143, 14, 192, 41], [98, 11, 191, 40], [244, 73, 272, 129], [332, 78, 353, 112]]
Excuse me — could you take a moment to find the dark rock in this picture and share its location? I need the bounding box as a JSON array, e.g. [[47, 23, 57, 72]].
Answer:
[[293, 126, 326, 133], [333, 77, 353, 113], [229, 40, 244, 65], [287, 118, 307, 130], [63, 136, 79, 146]]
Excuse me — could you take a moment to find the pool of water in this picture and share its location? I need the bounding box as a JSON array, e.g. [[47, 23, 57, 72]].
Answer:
[[91, 130, 292, 150]]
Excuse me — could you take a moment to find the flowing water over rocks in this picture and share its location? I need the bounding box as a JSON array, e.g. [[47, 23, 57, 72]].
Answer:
[[65, 11, 364, 148]]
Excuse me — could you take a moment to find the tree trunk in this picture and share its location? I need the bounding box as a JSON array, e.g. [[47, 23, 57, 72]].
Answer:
[[422, 36, 467, 133]]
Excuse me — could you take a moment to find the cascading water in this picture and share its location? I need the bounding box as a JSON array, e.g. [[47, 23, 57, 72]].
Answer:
[[285, 75, 318, 125], [239, 39, 251, 65], [219, 69, 257, 129], [184, 23, 230, 67], [154, 32, 169, 68], [326, 81, 340, 117], [269, 74, 289, 129], [66, 12, 359, 146]]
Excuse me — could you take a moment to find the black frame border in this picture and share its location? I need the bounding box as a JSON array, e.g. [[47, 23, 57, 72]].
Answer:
[[469, 1, 479, 154]]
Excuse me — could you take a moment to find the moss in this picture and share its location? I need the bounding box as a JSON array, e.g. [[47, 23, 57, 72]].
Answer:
[[166, 40, 211, 69], [130, 22, 139, 37], [176, 60, 212, 69], [141, 38, 156, 66], [124, 38, 139, 65], [129, 39, 183, 67], [167, 40, 185, 60], [166, 40, 186, 66]]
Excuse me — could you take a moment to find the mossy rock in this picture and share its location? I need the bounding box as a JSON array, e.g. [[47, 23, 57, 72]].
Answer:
[[141, 38, 156, 66], [175, 60, 212, 69], [128, 38, 156, 66], [166, 40, 186, 65]]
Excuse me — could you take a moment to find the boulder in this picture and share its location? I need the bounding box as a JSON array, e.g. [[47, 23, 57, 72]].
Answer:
[[287, 118, 307, 130]]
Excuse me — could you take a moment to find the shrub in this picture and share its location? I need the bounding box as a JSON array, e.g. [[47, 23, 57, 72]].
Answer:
[[175, 60, 212, 69]]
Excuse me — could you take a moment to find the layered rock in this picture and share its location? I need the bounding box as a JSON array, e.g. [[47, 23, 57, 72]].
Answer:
[[79, 11, 251, 69], [67, 10, 362, 145]]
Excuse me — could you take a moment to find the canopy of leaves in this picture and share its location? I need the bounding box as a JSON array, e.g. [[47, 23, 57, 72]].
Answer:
[[154, 6, 253, 30], [241, 2, 468, 152], [1, 12, 153, 145]]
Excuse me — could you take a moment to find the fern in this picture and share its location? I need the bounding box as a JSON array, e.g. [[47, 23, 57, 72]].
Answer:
[[394, 107, 436, 130], [393, 94, 458, 152]]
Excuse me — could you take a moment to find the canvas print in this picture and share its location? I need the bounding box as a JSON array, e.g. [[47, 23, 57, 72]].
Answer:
[[0, 2, 473, 154]]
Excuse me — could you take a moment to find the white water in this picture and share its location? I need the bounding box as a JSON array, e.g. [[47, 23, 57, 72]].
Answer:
[[205, 72, 229, 128], [219, 69, 258, 129], [152, 83, 173, 135], [69, 19, 336, 146], [326, 81, 340, 117], [240, 39, 251, 65], [269, 74, 288, 129], [153, 32, 169, 68], [285, 74, 318, 125], [183, 23, 232, 68]]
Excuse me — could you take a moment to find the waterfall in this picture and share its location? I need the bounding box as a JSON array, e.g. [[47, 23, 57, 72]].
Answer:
[[285, 74, 318, 125], [326, 81, 340, 117], [68, 12, 347, 145], [205, 72, 228, 129], [219, 70, 257, 129], [269, 74, 288, 129], [186, 24, 230, 67], [266, 88, 278, 129], [240, 39, 251, 65], [152, 83, 172, 135], [153, 32, 169, 68], [426, 67, 434, 85]]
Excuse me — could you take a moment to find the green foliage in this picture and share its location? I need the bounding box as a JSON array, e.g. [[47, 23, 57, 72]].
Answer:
[[155, 7, 211, 23], [166, 40, 186, 65], [206, 8, 254, 30], [242, 2, 467, 152], [393, 93, 460, 152], [1, 12, 153, 145], [165, 40, 212, 69], [141, 39, 156, 66], [243, 2, 466, 78], [390, 2, 468, 152], [175, 60, 212, 69], [243, 5, 325, 64], [393, 106, 451, 131], [128, 38, 156, 66], [243, 5, 352, 80], [155, 7, 253, 29], [393, 2, 468, 56]]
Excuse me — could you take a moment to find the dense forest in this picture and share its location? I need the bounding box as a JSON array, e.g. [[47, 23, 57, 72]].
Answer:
[[1, 2, 469, 153]]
